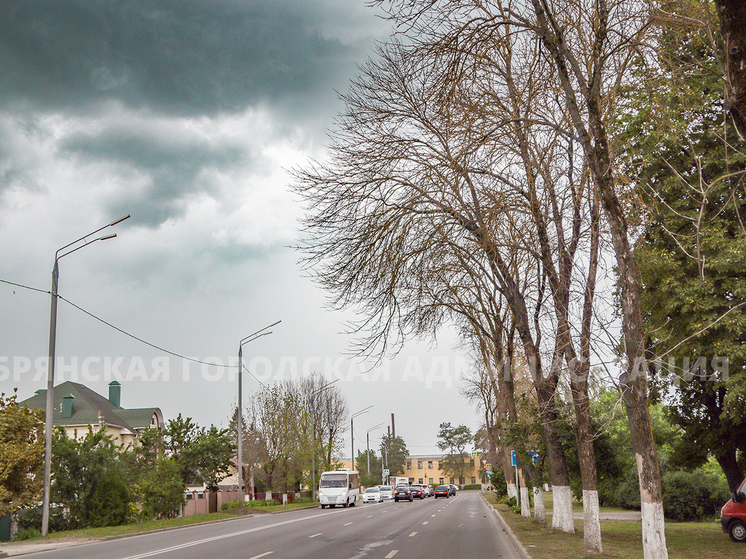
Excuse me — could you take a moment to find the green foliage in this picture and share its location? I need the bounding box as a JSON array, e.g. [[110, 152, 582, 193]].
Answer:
[[355, 449, 382, 487], [462, 484, 481, 490], [380, 434, 408, 476], [0, 390, 45, 516], [51, 426, 130, 528], [13, 527, 40, 541], [136, 459, 184, 519], [15, 507, 71, 532], [84, 474, 129, 528], [615, 0, 746, 490], [436, 422, 472, 480], [490, 468, 508, 498], [662, 470, 730, 521]]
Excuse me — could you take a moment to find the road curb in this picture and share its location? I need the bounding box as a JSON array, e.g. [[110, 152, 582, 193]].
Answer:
[[480, 494, 534, 559]]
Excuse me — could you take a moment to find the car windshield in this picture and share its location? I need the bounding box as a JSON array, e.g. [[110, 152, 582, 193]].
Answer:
[[436, 486, 449, 490], [319, 474, 347, 488], [380, 486, 392, 490], [365, 487, 379, 493]]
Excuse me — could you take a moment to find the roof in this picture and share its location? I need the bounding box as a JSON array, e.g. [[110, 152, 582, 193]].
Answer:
[[21, 381, 162, 433]]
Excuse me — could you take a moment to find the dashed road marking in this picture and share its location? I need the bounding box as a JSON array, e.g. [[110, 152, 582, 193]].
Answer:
[[409, 532, 417, 537], [344, 522, 353, 526], [422, 521, 428, 525], [385, 552, 399, 558], [249, 553, 274, 559], [309, 533, 323, 538]]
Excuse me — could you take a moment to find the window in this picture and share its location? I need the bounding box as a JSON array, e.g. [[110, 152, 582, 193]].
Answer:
[[427, 460, 433, 469], [418, 478, 423, 484], [406, 460, 411, 470], [408, 478, 414, 484], [471, 477, 476, 485], [449, 478, 454, 484], [439, 477, 444, 485], [429, 478, 434, 484], [470, 459, 475, 468], [417, 461, 423, 469]]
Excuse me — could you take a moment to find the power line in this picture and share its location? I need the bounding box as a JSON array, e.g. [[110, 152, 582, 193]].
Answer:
[[1, 276, 237, 369]]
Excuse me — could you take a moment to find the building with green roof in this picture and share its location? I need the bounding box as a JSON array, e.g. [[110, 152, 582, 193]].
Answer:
[[21, 380, 163, 447]]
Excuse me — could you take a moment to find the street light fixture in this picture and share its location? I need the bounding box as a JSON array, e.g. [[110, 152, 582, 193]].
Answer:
[[42, 214, 130, 538], [237, 321, 280, 505], [350, 405, 372, 471], [310, 378, 339, 502], [366, 423, 384, 476]]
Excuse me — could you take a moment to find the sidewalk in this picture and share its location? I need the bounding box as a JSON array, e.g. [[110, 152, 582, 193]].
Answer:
[[0, 539, 91, 558]]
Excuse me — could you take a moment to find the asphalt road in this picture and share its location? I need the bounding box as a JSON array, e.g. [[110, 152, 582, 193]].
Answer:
[[15, 492, 522, 559]]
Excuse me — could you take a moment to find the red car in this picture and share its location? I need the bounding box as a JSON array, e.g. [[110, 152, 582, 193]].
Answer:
[[722, 478, 746, 542]]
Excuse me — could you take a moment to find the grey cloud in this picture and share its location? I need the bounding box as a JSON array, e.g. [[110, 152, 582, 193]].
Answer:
[[60, 125, 251, 226], [0, 0, 369, 119]]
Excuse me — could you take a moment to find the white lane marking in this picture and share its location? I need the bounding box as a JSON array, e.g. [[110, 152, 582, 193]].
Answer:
[[120, 509, 355, 559], [309, 533, 323, 538], [422, 521, 428, 525], [385, 552, 399, 559], [344, 522, 353, 526], [409, 532, 417, 537], [431, 514, 436, 517], [367, 515, 373, 518], [249, 553, 274, 559]]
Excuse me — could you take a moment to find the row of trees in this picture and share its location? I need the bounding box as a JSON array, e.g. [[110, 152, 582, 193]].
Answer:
[[295, 1, 744, 557], [0, 390, 234, 533], [231, 372, 349, 495]]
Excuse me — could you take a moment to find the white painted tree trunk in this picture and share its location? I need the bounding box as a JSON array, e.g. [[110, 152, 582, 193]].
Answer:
[[642, 499, 668, 559], [533, 486, 546, 523], [551, 485, 575, 533], [520, 486, 531, 517], [583, 489, 602, 553], [506, 482, 518, 500]]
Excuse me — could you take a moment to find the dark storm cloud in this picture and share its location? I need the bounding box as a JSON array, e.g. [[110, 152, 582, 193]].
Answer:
[[59, 123, 252, 226], [0, 0, 366, 117]]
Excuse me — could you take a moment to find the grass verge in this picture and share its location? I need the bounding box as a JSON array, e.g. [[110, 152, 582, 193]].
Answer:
[[16, 513, 238, 542], [483, 492, 741, 559], [224, 502, 319, 514]]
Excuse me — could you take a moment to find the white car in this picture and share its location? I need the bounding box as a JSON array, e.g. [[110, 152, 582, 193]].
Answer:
[[378, 485, 394, 500], [362, 486, 383, 503]]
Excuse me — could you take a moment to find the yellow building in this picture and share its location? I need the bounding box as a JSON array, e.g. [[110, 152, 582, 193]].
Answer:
[[21, 380, 163, 447], [401, 454, 484, 486], [341, 454, 485, 487]]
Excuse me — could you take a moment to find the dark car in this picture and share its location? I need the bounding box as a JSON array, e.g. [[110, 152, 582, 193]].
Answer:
[[394, 486, 413, 502], [434, 485, 450, 498], [409, 485, 425, 500], [448, 484, 457, 496]]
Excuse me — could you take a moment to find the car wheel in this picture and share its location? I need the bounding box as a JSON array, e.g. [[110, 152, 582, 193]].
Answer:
[[729, 520, 746, 542]]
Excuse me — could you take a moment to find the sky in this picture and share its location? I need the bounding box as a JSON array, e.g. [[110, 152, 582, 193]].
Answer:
[[0, 0, 480, 458]]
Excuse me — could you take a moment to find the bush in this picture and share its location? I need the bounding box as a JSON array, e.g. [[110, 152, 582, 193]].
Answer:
[[462, 484, 481, 490], [662, 470, 730, 521], [14, 527, 40, 541], [84, 475, 130, 527], [490, 469, 508, 498], [16, 507, 75, 532], [614, 475, 642, 510], [293, 497, 312, 504]]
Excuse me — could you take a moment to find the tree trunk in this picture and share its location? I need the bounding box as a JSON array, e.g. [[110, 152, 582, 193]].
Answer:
[[714, 0, 746, 136], [714, 448, 744, 492]]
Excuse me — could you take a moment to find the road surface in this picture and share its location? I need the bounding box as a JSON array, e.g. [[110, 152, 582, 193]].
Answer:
[[12, 491, 523, 559]]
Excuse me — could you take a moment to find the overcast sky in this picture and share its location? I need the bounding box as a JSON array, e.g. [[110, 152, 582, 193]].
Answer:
[[0, 0, 480, 458]]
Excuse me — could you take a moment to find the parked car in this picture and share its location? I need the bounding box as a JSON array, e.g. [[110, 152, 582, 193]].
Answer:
[[363, 486, 383, 503], [426, 484, 435, 496], [434, 485, 450, 498], [394, 486, 413, 502], [409, 485, 425, 499], [722, 478, 746, 542], [448, 484, 457, 496], [378, 485, 394, 500]]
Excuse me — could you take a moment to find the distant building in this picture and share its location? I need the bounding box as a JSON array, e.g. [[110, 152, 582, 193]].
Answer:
[[340, 453, 485, 486], [20, 380, 163, 447]]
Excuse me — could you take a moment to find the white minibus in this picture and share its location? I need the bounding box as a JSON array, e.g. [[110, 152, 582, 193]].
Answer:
[[318, 469, 360, 508]]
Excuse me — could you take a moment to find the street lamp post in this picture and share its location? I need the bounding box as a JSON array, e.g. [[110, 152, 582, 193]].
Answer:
[[41, 214, 130, 538], [237, 321, 280, 505], [350, 406, 372, 471], [366, 423, 384, 476], [310, 379, 339, 502]]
